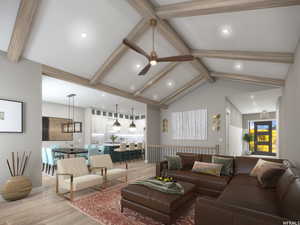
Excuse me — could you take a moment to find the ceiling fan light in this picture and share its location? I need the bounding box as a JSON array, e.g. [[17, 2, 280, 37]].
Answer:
[[150, 60, 157, 66]]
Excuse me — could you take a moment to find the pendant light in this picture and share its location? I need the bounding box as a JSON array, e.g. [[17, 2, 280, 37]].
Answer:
[[62, 94, 82, 133], [112, 104, 121, 131], [129, 107, 136, 132]]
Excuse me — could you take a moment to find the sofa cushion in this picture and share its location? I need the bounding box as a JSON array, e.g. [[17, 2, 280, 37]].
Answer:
[[192, 161, 223, 176], [212, 156, 234, 176], [279, 178, 300, 220], [219, 175, 280, 216], [167, 170, 231, 192], [201, 154, 212, 163], [166, 156, 182, 170], [121, 181, 195, 214], [251, 159, 285, 177], [176, 153, 200, 170], [257, 164, 286, 188], [276, 167, 299, 200], [234, 157, 283, 175]]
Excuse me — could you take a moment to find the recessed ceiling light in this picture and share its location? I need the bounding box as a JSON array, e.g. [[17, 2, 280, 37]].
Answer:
[[219, 25, 232, 38], [153, 94, 158, 100], [166, 80, 175, 88], [101, 93, 106, 97], [81, 33, 87, 38], [136, 64, 141, 69], [234, 62, 243, 71], [250, 95, 255, 100]]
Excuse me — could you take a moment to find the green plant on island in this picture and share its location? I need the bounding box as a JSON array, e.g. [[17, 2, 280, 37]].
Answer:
[[110, 135, 118, 144]]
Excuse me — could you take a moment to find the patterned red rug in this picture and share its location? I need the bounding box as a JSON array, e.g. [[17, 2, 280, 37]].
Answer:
[[70, 183, 195, 225]]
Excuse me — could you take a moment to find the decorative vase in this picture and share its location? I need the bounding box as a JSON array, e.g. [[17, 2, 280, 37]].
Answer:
[[1, 176, 32, 201]]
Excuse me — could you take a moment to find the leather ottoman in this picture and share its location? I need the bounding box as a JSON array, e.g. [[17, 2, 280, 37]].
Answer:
[[121, 181, 196, 225]]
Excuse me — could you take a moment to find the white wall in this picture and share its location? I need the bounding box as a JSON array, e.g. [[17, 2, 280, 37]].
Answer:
[[225, 99, 243, 156], [242, 112, 276, 129], [146, 105, 161, 162], [160, 80, 272, 154], [42, 102, 85, 148], [0, 51, 42, 187], [280, 40, 300, 166]]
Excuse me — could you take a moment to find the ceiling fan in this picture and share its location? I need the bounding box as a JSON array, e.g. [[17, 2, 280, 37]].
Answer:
[[123, 19, 195, 76]]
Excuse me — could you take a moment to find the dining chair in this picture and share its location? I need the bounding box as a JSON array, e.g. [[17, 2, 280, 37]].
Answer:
[[128, 143, 136, 160], [79, 144, 96, 159], [87, 145, 102, 165], [50, 144, 64, 159], [98, 145, 105, 154], [115, 143, 128, 162], [46, 148, 57, 176], [41, 147, 48, 172], [136, 142, 143, 159]]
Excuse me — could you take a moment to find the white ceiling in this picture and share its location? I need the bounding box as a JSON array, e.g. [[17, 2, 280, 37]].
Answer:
[[228, 88, 282, 114], [204, 58, 290, 79], [167, 6, 300, 52], [42, 76, 146, 115], [23, 0, 141, 79], [0, 1, 300, 106]]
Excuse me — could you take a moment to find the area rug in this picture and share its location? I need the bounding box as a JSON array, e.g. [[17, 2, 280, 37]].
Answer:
[[70, 183, 195, 225]]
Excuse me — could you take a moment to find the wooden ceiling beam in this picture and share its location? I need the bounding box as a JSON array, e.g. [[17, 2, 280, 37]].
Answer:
[[134, 62, 180, 96], [7, 0, 39, 62], [156, 0, 300, 18], [126, 0, 214, 82], [160, 75, 206, 105], [89, 19, 150, 84], [192, 49, 294, 64], [211, 72, 285, 87], [42, 65, 167, 109]]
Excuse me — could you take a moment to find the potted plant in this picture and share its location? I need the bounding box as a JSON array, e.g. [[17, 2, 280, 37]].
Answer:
[[110, 135, 118, 144], [243, 133, 254, 154]]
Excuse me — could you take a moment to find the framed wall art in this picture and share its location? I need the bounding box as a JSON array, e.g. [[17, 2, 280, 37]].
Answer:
[[0, 99, 23, 133]]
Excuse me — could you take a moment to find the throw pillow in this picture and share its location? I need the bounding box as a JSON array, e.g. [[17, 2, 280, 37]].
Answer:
[[192, 161, 223, 176], [257, 163, 286, 188], [250, 159, 284, 177], [166, 156, 182, 170], [212, 156, 233, 176]]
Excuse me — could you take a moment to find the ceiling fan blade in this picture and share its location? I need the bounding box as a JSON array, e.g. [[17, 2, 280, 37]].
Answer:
[[157, 55, 194, 62], [123, 39, 149, 59], [138, 63, 151, 76]]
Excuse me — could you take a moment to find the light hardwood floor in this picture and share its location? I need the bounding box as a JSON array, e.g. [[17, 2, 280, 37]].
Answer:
[[0, 161, 156, 225]]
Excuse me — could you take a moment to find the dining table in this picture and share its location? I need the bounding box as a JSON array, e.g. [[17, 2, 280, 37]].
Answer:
[[52, 148, 88, 158]]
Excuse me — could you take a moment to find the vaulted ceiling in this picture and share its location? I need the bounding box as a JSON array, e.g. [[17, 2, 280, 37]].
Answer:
[[1, 0, 300, 108]]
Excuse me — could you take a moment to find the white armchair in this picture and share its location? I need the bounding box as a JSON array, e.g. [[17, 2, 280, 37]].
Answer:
[[90, 154, 128, 183], [56, 157, 104, 201]]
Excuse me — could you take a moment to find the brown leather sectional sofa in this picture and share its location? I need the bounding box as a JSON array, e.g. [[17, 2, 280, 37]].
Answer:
[[156, 153, 300, 225]]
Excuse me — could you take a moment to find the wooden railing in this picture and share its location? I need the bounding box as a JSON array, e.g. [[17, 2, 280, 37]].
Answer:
[[146, 144, 220, 163]]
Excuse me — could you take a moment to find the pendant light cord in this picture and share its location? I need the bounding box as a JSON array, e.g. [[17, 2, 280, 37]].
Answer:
[[132, 107, 134, 121]]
